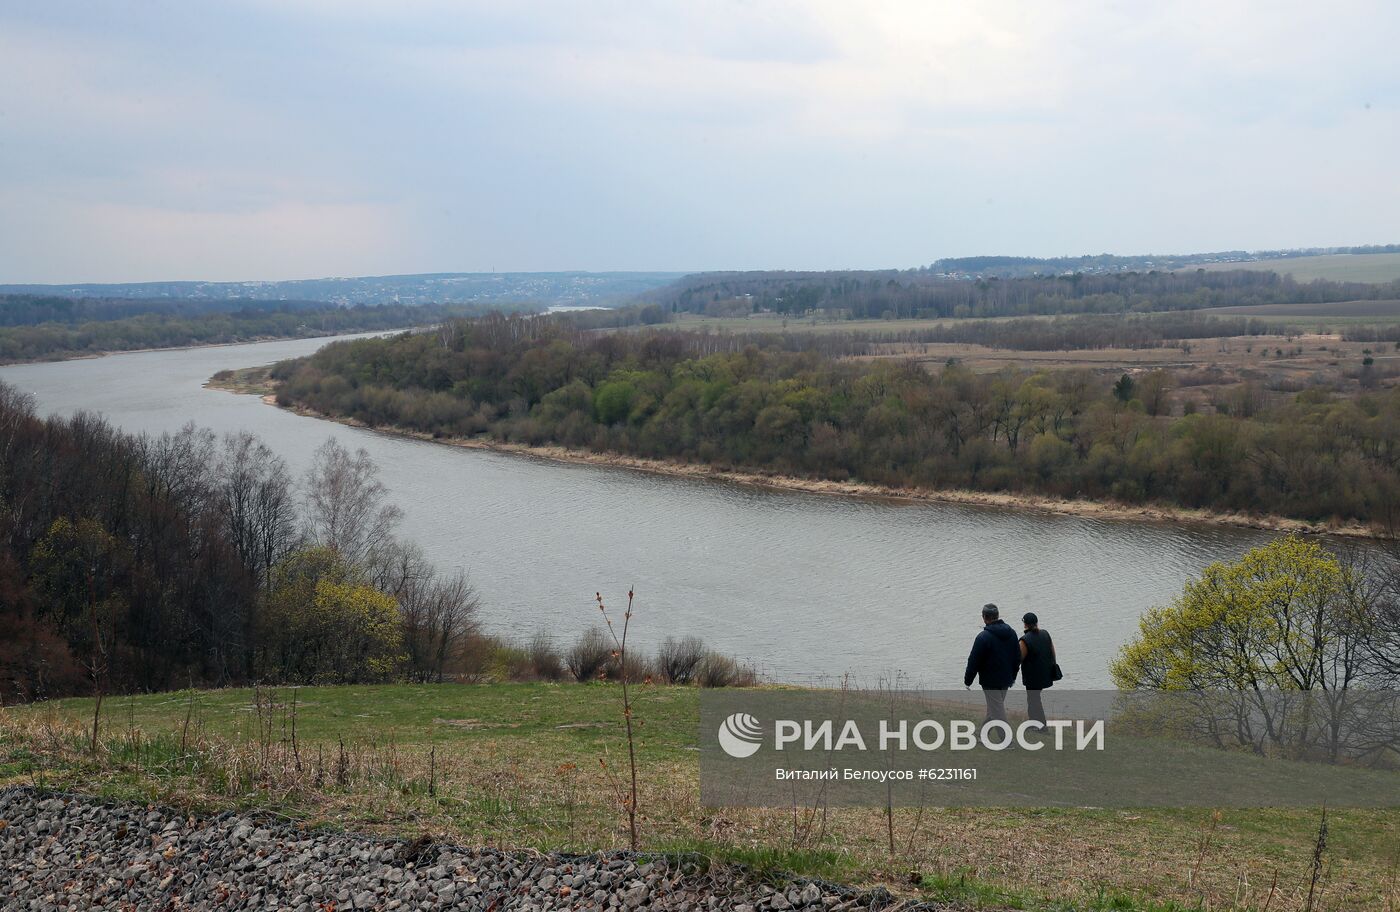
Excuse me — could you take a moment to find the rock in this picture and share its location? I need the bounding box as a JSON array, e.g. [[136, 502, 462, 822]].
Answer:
[[0, 786, 901, 912]]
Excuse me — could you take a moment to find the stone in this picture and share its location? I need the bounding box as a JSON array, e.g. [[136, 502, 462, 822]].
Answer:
[[0, 787, 898, 912]]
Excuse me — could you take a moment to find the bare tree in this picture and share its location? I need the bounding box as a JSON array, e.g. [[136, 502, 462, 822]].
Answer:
[[367, 538, 431, 598], [217, 431, 299, 587], [303, 438, 403, 569], [0, 383, 35, 470], [141, 424, 217, 524], [86, 587, 116, 754], [596, 589, 639, 851], [399, 562, 481, 682], [1139, 370, 1176, 417], [1363, 544, 1400, 684], [426, 570, 480, 681]]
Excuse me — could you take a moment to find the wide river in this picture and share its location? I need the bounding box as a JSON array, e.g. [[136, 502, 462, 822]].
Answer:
[[0, 335, 1288, 687]]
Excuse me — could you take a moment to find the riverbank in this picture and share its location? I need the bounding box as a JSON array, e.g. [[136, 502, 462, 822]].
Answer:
[[208, 365, 1377, 539]]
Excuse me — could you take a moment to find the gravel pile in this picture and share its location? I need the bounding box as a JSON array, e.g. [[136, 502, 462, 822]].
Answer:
[[0, 787, 932, 911]]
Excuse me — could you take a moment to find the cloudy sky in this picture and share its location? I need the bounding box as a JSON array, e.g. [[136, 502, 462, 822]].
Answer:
[[1, 1, 1396, 282]]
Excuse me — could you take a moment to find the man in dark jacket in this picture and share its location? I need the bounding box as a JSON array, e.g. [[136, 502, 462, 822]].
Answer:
[[963, 603, 1022, 723]]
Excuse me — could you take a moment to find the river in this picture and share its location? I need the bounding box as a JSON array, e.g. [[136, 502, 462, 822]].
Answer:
[[0, 335, 1285, 687]]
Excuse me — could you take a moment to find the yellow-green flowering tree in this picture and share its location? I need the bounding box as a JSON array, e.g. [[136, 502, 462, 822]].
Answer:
[[311, 578, 405, 682], [1111, 536, 1391, 761], [256, 547, 405, 684], [1112, 535, 1375, 692]]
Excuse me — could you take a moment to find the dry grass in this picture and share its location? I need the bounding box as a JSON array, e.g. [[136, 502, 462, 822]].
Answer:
[[641, 313, 1400, 403], [3, 684, 1396, 912], [205, 364, 278, 396], [852, 333, 1400, 418]]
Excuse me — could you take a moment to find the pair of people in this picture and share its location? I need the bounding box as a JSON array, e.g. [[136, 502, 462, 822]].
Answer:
[[963, 603, 1057, 724]]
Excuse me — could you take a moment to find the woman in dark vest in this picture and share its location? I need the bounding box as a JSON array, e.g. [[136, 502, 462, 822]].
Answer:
[[1019, 612, 1057, 725]]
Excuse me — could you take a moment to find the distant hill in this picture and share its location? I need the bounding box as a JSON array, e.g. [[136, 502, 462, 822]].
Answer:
[[646, 266, 1400, 321], [0, 294, 333, 327], [1195, 252, 1400, 284], [929, 245, 1400, 279], [0, 272, 684, 307]]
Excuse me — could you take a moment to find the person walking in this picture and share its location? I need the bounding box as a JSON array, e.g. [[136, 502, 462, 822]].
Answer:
[[1019, 611, 1058, 725], [963, 603, 1021, 723]]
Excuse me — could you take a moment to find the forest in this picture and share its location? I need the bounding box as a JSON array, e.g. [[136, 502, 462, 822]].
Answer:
[[929, 245, 1400, 278], [0, 300, 518, 363], [0, 381, 487, 701], [651, 268, 1400, 320], [0, 380, 751, 702], [270, 314, 1400, 529]]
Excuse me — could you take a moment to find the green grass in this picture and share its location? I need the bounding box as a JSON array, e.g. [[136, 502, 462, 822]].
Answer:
[[57, 681, 695, 756], [4, 683, 1397, 912]]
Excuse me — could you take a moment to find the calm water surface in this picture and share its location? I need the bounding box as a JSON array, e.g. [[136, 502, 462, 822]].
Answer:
[[0, 337, 1285, 686]]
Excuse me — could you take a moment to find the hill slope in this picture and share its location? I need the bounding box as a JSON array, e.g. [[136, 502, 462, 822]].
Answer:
[[4, 683, 1395, 911]]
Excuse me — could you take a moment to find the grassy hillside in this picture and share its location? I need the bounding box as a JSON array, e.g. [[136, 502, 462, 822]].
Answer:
[[1199, 253, 1400, 283], [3, 683, 1396, 911]]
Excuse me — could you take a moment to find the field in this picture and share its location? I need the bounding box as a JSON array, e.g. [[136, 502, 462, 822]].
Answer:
[[1197, 253, 1400, 283], [641, 311, 1400, 412], [657, 314, 1400, 398], [3, 683, 1397, 912], [1201, 299, 1400, 324]]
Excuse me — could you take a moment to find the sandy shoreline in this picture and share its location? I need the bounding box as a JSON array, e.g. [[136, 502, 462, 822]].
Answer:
[[206, 371, 1378, 539]]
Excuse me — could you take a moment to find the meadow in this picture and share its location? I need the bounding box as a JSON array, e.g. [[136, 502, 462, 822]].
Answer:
[[3, 683, 1396, 912], [1197, 253, 1400, 284]]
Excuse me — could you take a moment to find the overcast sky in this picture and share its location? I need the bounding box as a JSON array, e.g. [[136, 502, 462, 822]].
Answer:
[[1, 1, 1396, 283]]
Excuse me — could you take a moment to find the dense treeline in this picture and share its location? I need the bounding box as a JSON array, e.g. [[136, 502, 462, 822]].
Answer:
[[0, 384, 487, 701], [274, 314, 1400, 527], [930, 245, 1400, 277], [0, 302, 521, 363], [652, 269, 1400, 321], [0, 294, 329, 327], [1342, 325, 1400, 343]]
